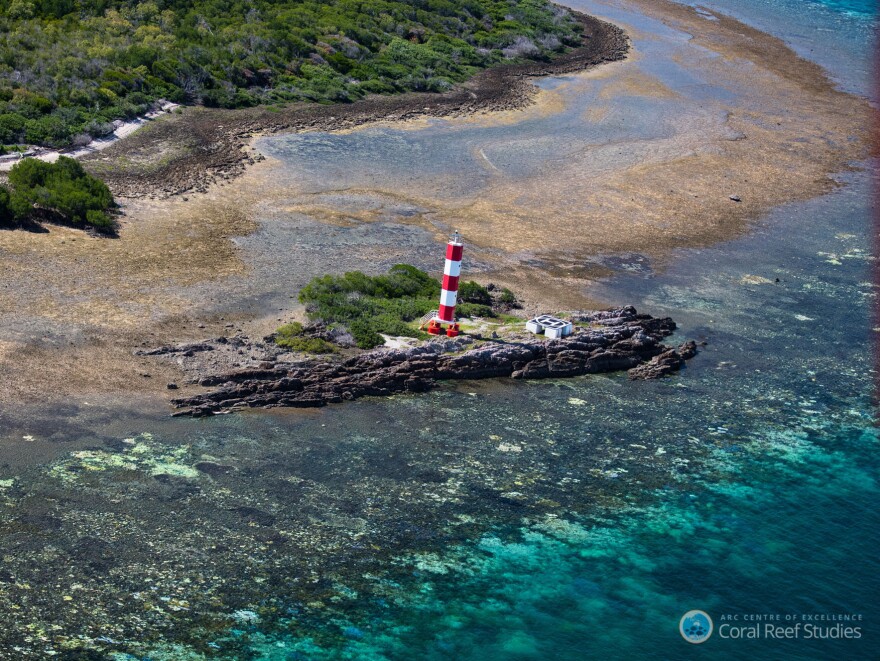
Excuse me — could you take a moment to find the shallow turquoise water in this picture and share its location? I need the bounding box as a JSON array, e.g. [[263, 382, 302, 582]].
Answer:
[[293, 423, 879, 661], [681, 0, 876, 94], [822, 0, 876, 15], [748, 0, 876, 17]]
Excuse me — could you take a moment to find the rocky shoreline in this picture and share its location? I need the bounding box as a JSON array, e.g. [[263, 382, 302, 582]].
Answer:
[[138, 307, 698, 417], [82, 11, 628, 199]]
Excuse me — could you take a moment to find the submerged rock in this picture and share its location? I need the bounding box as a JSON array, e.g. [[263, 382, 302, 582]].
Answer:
[[628, 340, 698, 380], [160, 307, 697, 417]]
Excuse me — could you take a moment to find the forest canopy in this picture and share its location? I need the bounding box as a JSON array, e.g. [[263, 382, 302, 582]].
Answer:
[[0, 0, 581, 148]]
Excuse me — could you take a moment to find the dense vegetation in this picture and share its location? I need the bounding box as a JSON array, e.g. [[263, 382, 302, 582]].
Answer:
[[295, 264, 497, 349], [0, 156, 116, 230], [0, 0, 581, 148]]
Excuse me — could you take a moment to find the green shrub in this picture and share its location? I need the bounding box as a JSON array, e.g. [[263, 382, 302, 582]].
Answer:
[[84, 209, 114, 230], [348, 319, 385, 349], [498, 287, 518, 305], [0, 113, 26, 144], [458, 280, 492, 305], [3, 156, 115, 231], [276, 322, 305, 338], [0, 186, 13, 225], [275, 335, 337, 354], [457, 302, 494, 318], [273, 321, 338, 352], [299, 264, 445, 349]]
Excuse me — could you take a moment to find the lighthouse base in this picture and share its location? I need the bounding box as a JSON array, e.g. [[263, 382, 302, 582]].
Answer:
[[425, 319, 461, 338]]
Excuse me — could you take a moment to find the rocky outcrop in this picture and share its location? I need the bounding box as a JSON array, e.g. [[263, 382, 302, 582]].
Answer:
[[627, 340, 698, 380], [157, 307, 696, 417]]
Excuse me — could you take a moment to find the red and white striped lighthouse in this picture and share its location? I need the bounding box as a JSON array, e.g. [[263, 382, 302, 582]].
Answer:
[[439, 231, 463, 323], [423, 231, 463, 337]]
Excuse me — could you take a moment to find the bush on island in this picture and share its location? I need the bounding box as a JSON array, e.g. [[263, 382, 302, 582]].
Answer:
[[0, 156, 116, 232], [274, 322, 337, 354], [0, 186, 12, 224], [291, 264, 506, 350], [458, 280, 493, 306]]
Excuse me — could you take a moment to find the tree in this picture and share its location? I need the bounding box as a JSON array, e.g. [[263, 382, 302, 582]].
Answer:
[[4, 157, 116, 231], [0, 114, 26, 144]]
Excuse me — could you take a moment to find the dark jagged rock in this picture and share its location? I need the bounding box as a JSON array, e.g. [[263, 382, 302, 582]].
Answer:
[[135, 341, 215, 357], [157, 307, 698, 417], [628, 340, 699, 380]]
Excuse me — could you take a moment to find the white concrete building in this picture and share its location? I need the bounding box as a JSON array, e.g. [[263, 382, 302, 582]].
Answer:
[[526, 315, 573, 339]]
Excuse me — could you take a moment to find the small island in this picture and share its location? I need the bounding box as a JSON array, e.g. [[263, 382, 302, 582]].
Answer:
[[137, 265, 697, 417], [0, 1, 628, 201]]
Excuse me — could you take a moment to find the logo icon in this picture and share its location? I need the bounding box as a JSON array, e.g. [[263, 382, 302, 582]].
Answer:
[[680, 610, 713, 644]]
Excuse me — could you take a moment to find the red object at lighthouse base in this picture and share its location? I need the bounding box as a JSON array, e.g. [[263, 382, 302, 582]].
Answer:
[[425, 319, 460, 337]]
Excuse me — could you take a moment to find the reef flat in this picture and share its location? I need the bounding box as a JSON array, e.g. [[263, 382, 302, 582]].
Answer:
[[138, 307, 697, 417]]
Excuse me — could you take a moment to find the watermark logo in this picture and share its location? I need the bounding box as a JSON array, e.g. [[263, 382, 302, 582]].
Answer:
[[680, 610, 714, 644]]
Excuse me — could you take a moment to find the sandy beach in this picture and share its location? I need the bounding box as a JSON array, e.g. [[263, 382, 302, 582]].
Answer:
[[0, 0, 871, 436]]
